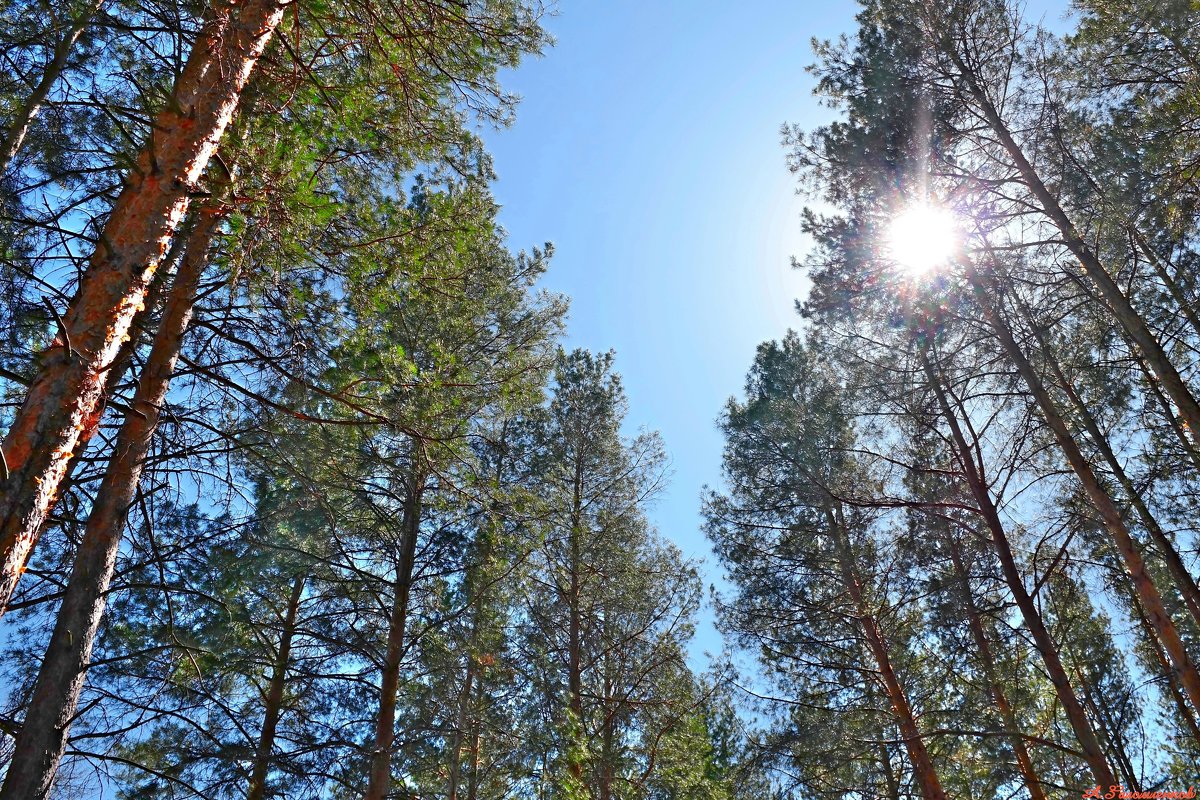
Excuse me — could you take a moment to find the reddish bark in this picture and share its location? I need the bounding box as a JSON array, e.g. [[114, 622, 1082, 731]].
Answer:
[[1016, 298, 1200, 631], [0, 0, 286, 613], [0, 205, 221, 800]]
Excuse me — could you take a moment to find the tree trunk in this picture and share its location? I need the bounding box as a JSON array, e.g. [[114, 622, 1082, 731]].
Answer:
[[247, 574, 306, 800], [465, 680, 482, 800], [364, 473, 424, 800], [826, 503, 947, 800], [1074, 664, 1139, 791], [922, 352, 1118, 788], [1129, 586, 1200, 744], [971, 275, 1200, 715], [1128, 225, 1200, 348], [0, 0, 104, 174], [447, 659, 475, 800], [0, 203, 223, 800], [598, 653, 615, 800], [567, 457, 586, 785], [953, 60, 1200, 452], [0, 0, 286, 612], [944, 543, 1048, 800], [1015, 295, 1200, 630]]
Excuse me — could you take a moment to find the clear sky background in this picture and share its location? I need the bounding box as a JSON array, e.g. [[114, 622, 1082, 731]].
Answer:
[[481, 0, 1071, 662], [481, 0, 852, 661]]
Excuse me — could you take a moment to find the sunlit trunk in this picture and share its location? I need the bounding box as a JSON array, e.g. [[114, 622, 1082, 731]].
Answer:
[[0, 204, 222, 800], [1129, 588, 1200, 743], [1015, 295, 1200, 630], [0, 0, 286, 612]]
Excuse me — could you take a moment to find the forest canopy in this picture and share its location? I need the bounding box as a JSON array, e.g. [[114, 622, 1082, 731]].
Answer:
[[1, 0, 1199, 798]]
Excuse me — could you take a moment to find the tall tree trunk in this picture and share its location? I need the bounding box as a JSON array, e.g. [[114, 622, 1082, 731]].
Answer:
[[1128, 225, 1200, 348], [447, 659, 476, 800], [0, 0, 104, 174], [247, 574, 306, 800], [598, 652, 615, 800], [465, 679, 482, 800], [1014, 295, 1200, 630], [1074, 664, 1139, 791], [451, 440, 506, 800], [39, 227, 190, 546], [0, 0, 286, 612], [364, 472, 424, 800], [826, 503, 947, 800], [567, 456, 586, 785], [922, 352, 1118, 788], [0, 203, 223, 800], [951, 57, 1200, 452], [970, 274, 1200, 715], [944, 543, 1048, 800], [1129, 585, 1200, 744]]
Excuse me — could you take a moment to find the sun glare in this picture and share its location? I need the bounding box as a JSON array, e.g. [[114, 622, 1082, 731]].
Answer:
[[886, 204, 959, 275]]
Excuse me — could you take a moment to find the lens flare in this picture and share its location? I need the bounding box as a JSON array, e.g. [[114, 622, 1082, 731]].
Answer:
[[886, 204, 959, 275]]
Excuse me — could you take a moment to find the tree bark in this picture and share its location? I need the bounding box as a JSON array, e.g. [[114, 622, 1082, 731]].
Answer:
[[0, 0, 286, 612], [598, 652, 615, 800], [826, 503, 947, 800], [922, 352, 1118, 788], [247, 574, 306, 800], [447, 658, 476, 800], [953, 59, 1200, 452], [0, 203, 223, 800], [1014, 295, 1200, 630], [944, 543, 1048, 800], [364, 472, 424, 800], [465, 683, 482, 800], [0, 0, 104, 174], [1129, 585, 1200, 744], [567, 456, 586, 785], [970, 274, 1200, 716]]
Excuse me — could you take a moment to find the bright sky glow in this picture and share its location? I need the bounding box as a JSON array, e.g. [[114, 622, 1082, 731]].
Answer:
[[886, 204, 960, 275]]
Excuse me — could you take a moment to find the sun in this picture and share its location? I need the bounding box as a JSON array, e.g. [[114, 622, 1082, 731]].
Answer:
[[886, 204, 959, 275]]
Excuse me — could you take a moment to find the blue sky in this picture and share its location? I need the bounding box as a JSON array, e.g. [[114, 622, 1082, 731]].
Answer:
[[482, 0, 854, 658]]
